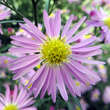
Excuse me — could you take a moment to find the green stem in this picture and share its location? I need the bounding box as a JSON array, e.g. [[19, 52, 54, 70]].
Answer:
[[32, 0, 39, 26], [0, 20, 24, 24]]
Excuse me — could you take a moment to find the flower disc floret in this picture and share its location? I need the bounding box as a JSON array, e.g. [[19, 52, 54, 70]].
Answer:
[[104, 17, 110, 29], [41, 38, 71, 65], [4, 104, 18, 110]]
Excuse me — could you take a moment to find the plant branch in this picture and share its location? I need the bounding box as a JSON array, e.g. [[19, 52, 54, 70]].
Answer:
[[32, 0, 39, 26], [0, 1, 24, 18]]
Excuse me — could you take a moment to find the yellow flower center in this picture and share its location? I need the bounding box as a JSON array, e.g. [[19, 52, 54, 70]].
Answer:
[[4, 104, 18, 110], [25, 80, 32, 89], [99, 64, 104, 69], [104, 17, 110, 28], [93, 93, 98, 99], [75, 80, 81, 86], [83, 34, 92, 39], [4, 59, 8, 64], [76, 106, 81, 110], [41, 37, 71, 65]]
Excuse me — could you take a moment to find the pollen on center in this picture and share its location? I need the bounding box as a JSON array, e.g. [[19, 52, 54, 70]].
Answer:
[[40, 37, 71, 65], [4, 104, 18, 110], [104, 17, 110, 29]]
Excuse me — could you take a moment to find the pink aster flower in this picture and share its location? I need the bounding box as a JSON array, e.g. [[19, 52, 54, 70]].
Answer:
[[49, 106, 55, 110], [0, 5, 11, 34], [97, 64, 107, 82], [9, 10, 104, 102], [103, 86, 110, 104], [80, 99, 88, 110], [87, 8, 110, 43], [91, 89, 100, 101], [0, 5, 11, 20], [73, 80, 91, 94], [0, 70, 6, 78], [0, 56, 12, 69], [0, 84, 37, 110]]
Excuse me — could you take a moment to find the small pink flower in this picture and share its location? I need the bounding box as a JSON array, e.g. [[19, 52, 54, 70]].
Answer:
[[91, 89, 100, 101], [103, 86, 110, 104], [49, 106, 55, 110], [0, 5, 11, 20], [8, 27, 15, 35], [0, 84, 37, 110], [87, 8, 110, 43]]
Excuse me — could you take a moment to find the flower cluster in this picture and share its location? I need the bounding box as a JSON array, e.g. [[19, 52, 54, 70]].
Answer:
[[0, 85, 36, 110]]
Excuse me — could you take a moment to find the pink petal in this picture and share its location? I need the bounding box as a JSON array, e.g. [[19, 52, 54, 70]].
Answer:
[[54, 10, 61, 37], [12, 85, 18, 103], [51, 68, 56, 103], [67, 26, 92, 43], [72, 45, 101, 53], [66, 16, 86, 41], [13, 59, 41, 80], [23, 18, 45, 40], [27, 64, 46, 87], [43, 10, 51, 37], [40, 68, 52, 98], [61, 66, 81, 96], [11, 35, 40, 46], [10, 55, 40, 70], [72, 50, 102, 57], [56, 66, 68, 101], [73, 56, 105, 65], [71, 36, 96, 49], [32, 65, 49, 97], [5, 85, 11, 103], [61, 15, 74, 37]]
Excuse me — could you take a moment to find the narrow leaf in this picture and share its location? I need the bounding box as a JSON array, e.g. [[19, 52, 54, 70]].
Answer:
[[45, 0, 51, 12]]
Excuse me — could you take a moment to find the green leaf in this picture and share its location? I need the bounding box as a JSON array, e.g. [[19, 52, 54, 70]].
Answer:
[[0, 44, 11, 52], [73, 97, 82, 110], [45, 0, 51, 12], [67, 102, 73, 110], [102, 44, 110, 51], [34, 97, 51, 107], [101, 44, 110, 60], [67, 96, 82, 110]]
